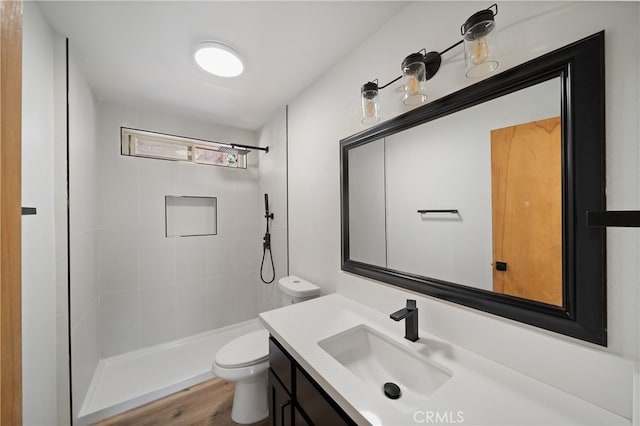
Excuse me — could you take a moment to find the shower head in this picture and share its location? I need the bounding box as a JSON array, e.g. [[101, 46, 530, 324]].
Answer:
[[264, 193, 274, 219], [217, 145, 250, 155]]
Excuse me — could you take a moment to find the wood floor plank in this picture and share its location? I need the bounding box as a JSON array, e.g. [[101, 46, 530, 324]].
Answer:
[[94, 378, 270, 426]]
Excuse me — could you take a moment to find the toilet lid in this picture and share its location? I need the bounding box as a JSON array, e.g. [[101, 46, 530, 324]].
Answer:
[[215, 330, 269, 368]]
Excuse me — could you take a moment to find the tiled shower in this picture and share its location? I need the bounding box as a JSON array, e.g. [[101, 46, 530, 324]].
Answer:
[[66, 48, 287, 420]]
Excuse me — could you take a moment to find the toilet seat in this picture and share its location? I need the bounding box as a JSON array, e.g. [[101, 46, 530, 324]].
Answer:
[[215, 330, 269, 368]]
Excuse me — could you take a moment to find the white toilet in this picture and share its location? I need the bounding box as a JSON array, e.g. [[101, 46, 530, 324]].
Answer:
[[211, 275, 321, 424]]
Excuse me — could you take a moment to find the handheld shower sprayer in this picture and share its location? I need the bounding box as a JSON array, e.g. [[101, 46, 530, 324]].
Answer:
[[261, 194, 275, 284]]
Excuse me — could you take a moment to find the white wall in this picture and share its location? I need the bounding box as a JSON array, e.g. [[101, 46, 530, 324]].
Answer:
[[21, 3, 57, 424], [257, 107, 289, 312], [68, 44, 100, 422], [287, 0, 639, 420], [96, 101, 261, 357]]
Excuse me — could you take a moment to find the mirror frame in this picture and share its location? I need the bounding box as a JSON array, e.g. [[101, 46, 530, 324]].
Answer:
[[340, 32, 606, 345]]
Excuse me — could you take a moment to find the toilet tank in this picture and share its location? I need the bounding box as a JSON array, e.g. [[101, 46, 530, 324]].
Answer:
[[278, 275, 321, 305]]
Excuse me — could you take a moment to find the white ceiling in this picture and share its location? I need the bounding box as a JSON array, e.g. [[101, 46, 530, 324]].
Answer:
[[37, 1, 408, 130]]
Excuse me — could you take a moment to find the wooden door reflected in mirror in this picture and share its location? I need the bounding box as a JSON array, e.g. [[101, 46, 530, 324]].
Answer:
[[491, 117, 562, 306]]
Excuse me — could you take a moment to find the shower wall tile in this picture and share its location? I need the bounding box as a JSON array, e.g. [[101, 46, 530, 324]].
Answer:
[[99, 228, 139, 294], [141, 285, 176, 347], [176, 281, 208, 338], [139, 227, 176, 287], [207, 276, 237, 329], [206, 225, 234, 279], [70, 230, 99, 329], [235, 272, 259, 323], [257, 107, 289, 313], [70, 160, 98, 234], [234, 224, 260, 274], [96, 101, 262, 356], [257, 225, 288, 311], [213, 191, 235, 228], [138, 161, 175, 230], [56, 317, 71, 425], [233, 170, 260, 226], [70, 299, 99, 417], [97, 159, 138, 230], [174, 162, 219, 196], [100, 290, 140, 357], [176, 236, 207, 283]]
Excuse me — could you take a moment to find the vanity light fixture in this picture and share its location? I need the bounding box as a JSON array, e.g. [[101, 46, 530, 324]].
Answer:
[[361, 80, 381, 124], [360, 4, 499, 124], [194, 41, 244, 77], [401, 50, 429, 106], [462, 4, 499, 78]]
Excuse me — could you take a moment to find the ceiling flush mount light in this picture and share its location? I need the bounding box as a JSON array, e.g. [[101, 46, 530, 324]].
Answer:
[[194, 41, 244, 77], [360, 4, 499, 124]]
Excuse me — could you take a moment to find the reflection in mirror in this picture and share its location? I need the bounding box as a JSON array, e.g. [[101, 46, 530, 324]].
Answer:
[[348, 139, 386, 266], [491, 115, 562, 306], [348, 78, 561, 305]]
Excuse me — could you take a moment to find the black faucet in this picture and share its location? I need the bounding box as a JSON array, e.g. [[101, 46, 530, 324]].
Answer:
[[390, 299, 419, 342]]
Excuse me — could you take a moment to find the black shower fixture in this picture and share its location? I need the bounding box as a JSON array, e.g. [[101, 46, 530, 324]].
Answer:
[[260, 193, 275, 284]]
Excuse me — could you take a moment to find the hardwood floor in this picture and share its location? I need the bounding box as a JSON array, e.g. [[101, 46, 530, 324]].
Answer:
[[94, 378, 270, 426]]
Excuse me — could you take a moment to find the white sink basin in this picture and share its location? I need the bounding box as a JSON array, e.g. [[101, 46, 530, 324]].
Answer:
[[318, 325, 452, 410]]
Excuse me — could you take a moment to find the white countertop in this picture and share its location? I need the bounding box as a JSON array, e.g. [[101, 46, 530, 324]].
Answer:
[[259, 294, 630, 426]]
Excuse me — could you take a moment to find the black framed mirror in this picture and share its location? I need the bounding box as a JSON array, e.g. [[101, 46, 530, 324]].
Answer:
[[340, 31, 606, 345]]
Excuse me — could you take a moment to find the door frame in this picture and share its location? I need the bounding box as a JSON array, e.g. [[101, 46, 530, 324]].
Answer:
[[0, 0, 23, 423]]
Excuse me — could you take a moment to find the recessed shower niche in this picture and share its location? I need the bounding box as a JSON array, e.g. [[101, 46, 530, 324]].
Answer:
[[165, 195, 217, 237]]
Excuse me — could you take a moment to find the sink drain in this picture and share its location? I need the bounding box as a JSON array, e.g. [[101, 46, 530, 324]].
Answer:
[[383, 382, 401, 399]]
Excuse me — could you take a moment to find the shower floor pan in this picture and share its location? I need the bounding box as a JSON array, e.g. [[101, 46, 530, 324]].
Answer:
[[78, 318, 263, 425]]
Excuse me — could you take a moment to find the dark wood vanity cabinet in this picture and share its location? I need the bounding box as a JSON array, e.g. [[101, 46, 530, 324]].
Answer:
[[268, 336, 356, 426], [269, 369, 293, 426]]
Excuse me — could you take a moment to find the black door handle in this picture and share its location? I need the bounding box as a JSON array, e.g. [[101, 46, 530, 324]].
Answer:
[[496, 261, 507, 271]]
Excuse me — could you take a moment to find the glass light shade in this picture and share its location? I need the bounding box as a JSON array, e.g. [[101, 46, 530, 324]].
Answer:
[[402, 55, 427, 106], [361, 83, 380, 125], [462, 11, 498, 78], [194, 42, 244, 77]]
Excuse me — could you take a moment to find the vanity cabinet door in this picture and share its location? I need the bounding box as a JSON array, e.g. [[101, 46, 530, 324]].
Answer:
[[269, 335, 355, 426], [295, 368, 355, 425], [269, 337, 293, 391], [269, 369, 293, 426], [294, 407, 310, 426]]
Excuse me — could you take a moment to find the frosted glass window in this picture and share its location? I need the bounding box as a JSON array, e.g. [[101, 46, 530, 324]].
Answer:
[[193, 146, 246, 168], [165, 196, 217, 237], [134, 138, 192, 161], [121, 127, 247, 169]]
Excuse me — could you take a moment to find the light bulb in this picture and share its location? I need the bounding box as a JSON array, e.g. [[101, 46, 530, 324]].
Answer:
[[361, 82, 380, 125], [470, 36, 490, 65], [407, 74, 421, 96], [364, 98, 377, 117]]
